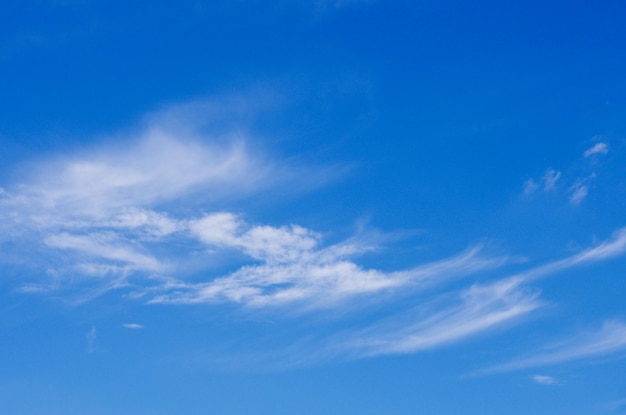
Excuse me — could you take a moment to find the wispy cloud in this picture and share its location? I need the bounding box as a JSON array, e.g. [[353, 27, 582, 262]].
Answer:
[[86, 326, 97, 353], [122, 323, 144, 330], [151, 216, 503, 309], [0, 102, 512, 308], [568, 173, 598, 206], [584, 142, 609, 158], [481, 320, 626, 374], [2, 100, 626, 368], [522, 139, 616, 204], [569, 180, 590, 205], [0, 98, 342, 300], [532, 374, 559, 385], [314, 228, 626, 361], [523, 179, 539, 196], [514, 227, 626, 283], [5, 135, 267, 220], [523, 168, 561, 196], [44, 232, 163, 273], [543, 168, 561, 191], [339, 277, 541, 357]]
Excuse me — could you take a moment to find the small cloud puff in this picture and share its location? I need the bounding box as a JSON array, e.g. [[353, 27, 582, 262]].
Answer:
[[523, 168, 561, 196], [533, 374, 559, 385], [584, 142, 609, 158], [569, 181, 589, 205], [543, 169, 561, 191], [523, 179, 539, 196]]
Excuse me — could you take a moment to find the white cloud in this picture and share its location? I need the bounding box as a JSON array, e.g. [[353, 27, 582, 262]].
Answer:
[[321, 229, 626, 360], [516, 227, 626, 283], [337, 277, 541, 357], [523, 179, 539, 196], [568, 227, 626, 264], [189, 212, 320, 263], [122, 323, 144, 329], [483, 320, 626, 373], [522, 168, 561, 196], [86, 326, 97, 353], [17, 134, 265, 218], [44, 232, 163, 273], [3, 97, 626, 367], [543, 168, 561, 191], [105, 209, 183, 237], [584, 142, 609, 158], [2, 145, 508, 308], [532, 375, 559, 385], [152, 222, 503, 309], [569, 181, 589, 205], [0, 98, 343, 299]]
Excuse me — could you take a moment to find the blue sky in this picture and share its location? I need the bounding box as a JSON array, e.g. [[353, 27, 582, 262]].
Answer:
[[1, 0, 626, 413]]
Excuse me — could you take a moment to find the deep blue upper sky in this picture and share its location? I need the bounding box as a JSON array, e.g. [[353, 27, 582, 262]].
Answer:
[[2, 1, 626, 414]]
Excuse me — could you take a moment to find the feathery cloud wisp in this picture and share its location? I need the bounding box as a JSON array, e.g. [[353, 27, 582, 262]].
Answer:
[[569, 180, 589, 205], [584, 142, 609, 158], [543, 169, 561, 191], [481, 320, 626, 374], [86, 326, 97, 353], [339, 276, 541, 357]]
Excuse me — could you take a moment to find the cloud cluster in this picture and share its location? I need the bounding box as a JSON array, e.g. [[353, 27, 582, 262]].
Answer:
[[523, 141, 609, 205], [0, 100, 507, 311], [2, 104, 625, 373]]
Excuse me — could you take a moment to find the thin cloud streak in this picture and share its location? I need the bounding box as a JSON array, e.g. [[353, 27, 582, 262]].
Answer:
[[533, 375, 559, 385], [481, 320, 626, 374], [86, 326, 97, 353], [512, 227, 626, 283], [313, 229, 626, 361], [44, 232, 163, 273], [336, 277, 541, 357]]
